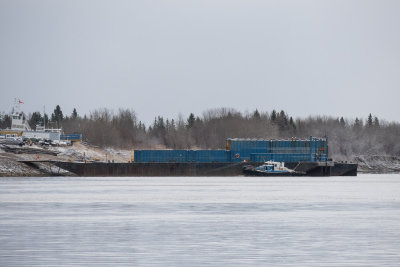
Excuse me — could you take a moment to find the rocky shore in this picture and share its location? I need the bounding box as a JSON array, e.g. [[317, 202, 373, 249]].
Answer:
[[355, 155, 400, 173], [0, 143, 130, 177]]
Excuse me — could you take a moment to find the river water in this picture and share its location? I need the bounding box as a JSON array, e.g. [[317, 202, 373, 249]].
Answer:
[[1, 174, 400, 266]]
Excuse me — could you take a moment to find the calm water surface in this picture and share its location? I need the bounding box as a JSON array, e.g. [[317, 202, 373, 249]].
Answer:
[[1, 174, 400, 266]]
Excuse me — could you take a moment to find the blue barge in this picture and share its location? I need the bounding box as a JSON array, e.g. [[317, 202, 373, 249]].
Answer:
[[134, 136, 329, 164], [51, 136, 357, 176]]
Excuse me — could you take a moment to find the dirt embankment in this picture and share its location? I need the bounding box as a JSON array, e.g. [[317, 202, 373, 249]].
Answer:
[[0, 142, 131, 177], [354, 155, 400, 173]]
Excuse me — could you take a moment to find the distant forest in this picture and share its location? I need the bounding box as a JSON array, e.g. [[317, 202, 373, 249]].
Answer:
[[1, 106, 400, 160]]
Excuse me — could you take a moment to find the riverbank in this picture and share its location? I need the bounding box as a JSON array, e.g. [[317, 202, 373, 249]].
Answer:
[[355, 155, 400, 173], [0, 143, 130, 177], [0, 143, 399, 176]]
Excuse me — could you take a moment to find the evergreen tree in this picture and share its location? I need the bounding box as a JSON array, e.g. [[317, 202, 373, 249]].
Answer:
[[279, 110, 288, 125], [154, 116, 166, 144], [170, 119, 176, 130], [354, 117, 361, 127], [187, 113, 195, 128], [195, 116, 202, 125], [367, 113, 373, 127], [156, 116, 165, 130], [340, 117, 346, 127], [271, 110, 277, 122], [289, 116, 296, 129], [51, 105, 64, 128], [253, 109, 261, 119], [374, 116, 380, 127], [151, 116, 166, 137], [71, 108, 78, 119], [138, 121, 145, 131], [28, 112, 43, 130], [0, 114, 11, 129]]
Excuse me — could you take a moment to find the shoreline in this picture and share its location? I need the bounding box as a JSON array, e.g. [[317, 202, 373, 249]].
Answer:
[[1, 143, 399, 177]]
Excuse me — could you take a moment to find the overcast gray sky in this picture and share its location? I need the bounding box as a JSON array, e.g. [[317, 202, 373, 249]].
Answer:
[[1, 0, 399, 124]]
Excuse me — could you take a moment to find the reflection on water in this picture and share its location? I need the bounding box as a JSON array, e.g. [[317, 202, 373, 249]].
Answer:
[[1, 175, 400, 266]]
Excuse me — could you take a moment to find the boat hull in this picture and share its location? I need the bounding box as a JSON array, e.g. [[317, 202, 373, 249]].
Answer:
[[242, 165, 307, 176], [50, 161, 357, 177]]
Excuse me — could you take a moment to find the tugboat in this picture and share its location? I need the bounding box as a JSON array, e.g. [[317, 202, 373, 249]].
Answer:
[[243, 161, 306, 176]]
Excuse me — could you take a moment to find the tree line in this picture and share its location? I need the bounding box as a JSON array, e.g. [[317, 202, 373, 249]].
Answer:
[[1, 106, 399, 160]]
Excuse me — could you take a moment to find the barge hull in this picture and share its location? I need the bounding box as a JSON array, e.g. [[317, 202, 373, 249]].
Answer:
[[52, 161, 357, 177]]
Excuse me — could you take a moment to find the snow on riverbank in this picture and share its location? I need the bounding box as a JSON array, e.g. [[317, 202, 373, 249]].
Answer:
[[0, 152, 43, 176], [355, 155, 400, 173], [0, 142, 131, 177]]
